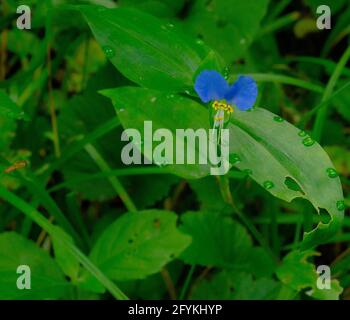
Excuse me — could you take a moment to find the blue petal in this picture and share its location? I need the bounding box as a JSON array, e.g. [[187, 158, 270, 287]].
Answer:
[[194, 70, 229, 103], [224, 76, 258, 111]]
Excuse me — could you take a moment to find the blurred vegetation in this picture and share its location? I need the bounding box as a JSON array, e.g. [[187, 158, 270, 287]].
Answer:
[[0, 0, 349, 300]]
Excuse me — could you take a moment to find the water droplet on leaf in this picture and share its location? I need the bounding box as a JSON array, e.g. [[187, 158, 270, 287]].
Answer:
[[103, 46, 115, 58], [326, 168, 338, 178], [273, 116, 284, 122], [336, 200, 345, 211], [298, 130, 307, 137], [229, 153, 241, 164], [263, 181, 274, 190], [302, 137, 315, 147]]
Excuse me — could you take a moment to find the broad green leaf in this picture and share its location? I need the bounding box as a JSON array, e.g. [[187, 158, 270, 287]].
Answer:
[[183, 0, 270, 63], [0, 232, 70, 299], [102, 87, 213, 179], [191, 271, 280, 300], [84, 210, 191, 287], [276, 250, 343, 300], [229, 107, 344, 249], [80, 5, 221, 91], [276, 250, 318, 291], [119, 0, 185, 18], [0, 90, 29, 121], [104, 86, 344, 248], [179, 211, 253, 268]]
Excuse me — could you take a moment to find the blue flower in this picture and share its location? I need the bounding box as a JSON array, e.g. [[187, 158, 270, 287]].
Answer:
[[194, 70, 258, 112]]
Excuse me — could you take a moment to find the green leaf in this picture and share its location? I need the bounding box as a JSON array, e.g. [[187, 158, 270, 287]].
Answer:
[[104, 86, 344, 248], [80, 5, 219, 91], [189, 177, 230, 212], [276, 250, 318, 291], [229, 107, 344, 249], [52, 227, 80, 282], [0, 90, 29, 121], [276, 250, 343, 300], [0, 232, 70, 299], [119, 0, 185, 18], [179, 211, 253, 268], [130, 174, 179, 209], [191, 271, 280, 300], [84, 210, 191, 288], [102, 87, 213, 179], [307, 280, 343, 300], [184, 0, 270, 63]]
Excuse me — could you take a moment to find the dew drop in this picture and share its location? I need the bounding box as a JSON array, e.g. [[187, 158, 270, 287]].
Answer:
[[166, 94, 175, 99], [302, 136, 315, 147], [298, 130, 307, 137], [326, 168, 338, 178], [167, 23, 174, 28], [150, 97, 157, 103], [273, 116, 284, 122], [102, 46, 115, 59], [336, 200, 345, 211], [184, 90, 191, 95], [240, 38, 246, 45], [229, 153, 241, 164], [263, 180, 274, 190], [196, 39, 204, 45]]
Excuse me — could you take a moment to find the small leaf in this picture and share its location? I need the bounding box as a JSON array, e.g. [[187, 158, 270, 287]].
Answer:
[[276, 250, 318, 291], [87, 210, 191, 282], [307, 280, 343, 300], [0, 232, 70, 299], [276, 250, 343, 300]]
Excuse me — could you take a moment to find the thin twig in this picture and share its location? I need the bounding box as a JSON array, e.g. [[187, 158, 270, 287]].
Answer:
[[161, 268, 177, 300]]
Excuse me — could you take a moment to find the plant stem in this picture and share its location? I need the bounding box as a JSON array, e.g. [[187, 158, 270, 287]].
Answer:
[[84, 144, 137, 212], [179, 265, 196, 300], [218, 176, 278, 263], [161, 268, 177, 300]]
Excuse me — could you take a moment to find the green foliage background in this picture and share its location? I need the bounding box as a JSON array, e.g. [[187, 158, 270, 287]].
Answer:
[[0, 0, 349, 300]]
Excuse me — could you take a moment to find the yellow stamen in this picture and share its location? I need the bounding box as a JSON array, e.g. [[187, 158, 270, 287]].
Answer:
[[211, 100, 233, 113]]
